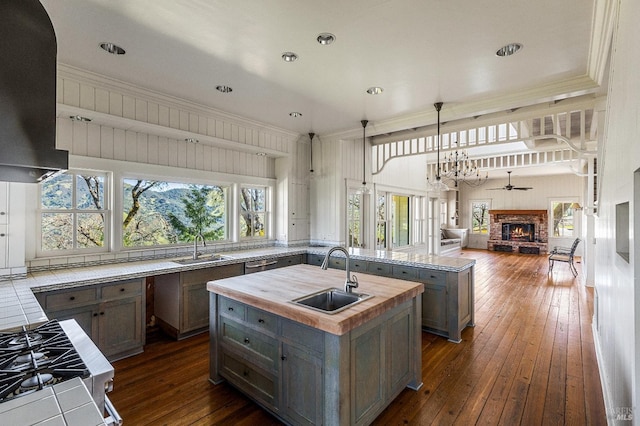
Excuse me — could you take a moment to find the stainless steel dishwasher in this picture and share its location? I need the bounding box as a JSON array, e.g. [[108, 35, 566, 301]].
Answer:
[[244, 258, 279, 274]]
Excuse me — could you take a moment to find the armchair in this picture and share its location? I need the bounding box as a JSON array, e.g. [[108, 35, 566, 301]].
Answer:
[[548, 238, 581, 277]]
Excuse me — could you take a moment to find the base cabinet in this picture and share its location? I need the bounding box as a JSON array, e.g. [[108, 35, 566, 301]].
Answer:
[[155, 263, 244, 339], [210, 294, 421, 426], [312, 255, 474, 343], [35, 279, 144, 361]]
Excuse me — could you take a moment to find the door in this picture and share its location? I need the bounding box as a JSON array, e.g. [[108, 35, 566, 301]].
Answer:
[[281, 343, 323, 425]]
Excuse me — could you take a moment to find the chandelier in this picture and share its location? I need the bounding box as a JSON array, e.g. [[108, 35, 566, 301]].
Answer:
[[440, 149, 488, 187]]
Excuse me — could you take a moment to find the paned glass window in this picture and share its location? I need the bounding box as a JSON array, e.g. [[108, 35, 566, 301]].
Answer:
[[471, 200, 490, 234], [40, 171, 108, 253], [240, 186, 267, 238]]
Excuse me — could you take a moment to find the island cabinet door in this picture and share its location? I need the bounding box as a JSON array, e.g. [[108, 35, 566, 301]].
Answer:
[[350, 322, 386, 425], [280, 343, 323, 426], [422, 282, 448, 332]]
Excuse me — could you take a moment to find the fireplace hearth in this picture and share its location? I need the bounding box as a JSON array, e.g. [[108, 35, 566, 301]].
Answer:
[[502, 223, 535, 242], [488, 210, 548, 254]]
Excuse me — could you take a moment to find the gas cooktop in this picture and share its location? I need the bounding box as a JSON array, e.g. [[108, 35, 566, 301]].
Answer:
[[0, 320, 90, 402]]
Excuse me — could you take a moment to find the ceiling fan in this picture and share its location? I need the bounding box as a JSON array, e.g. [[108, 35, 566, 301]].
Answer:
[[487, 171, 533, 191]]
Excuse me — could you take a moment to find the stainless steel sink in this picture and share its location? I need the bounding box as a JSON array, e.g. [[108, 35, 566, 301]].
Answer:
[[172, 254, 233, 265], [291, 288, 371, 314]]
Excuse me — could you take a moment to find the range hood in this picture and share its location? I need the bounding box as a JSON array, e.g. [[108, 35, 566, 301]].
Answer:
[[0, 0, 68, 183]]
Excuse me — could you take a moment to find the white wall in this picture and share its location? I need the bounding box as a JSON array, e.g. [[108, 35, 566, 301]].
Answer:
[[310, 134, 427, 247], [459, 173, 584, 252], [593, 0, 639, 419]]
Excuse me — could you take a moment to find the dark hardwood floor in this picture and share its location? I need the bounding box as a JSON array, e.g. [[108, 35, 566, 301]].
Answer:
[[109, 249, 606, 425]]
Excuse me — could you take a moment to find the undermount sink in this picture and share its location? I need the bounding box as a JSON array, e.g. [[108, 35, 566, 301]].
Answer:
[[172, 254, 233, 265], [291, 288, 371, 314]]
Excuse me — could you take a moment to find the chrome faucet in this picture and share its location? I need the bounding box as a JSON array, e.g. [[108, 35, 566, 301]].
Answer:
[[193, 232, 205, 260], [321, 246, 359, 293]]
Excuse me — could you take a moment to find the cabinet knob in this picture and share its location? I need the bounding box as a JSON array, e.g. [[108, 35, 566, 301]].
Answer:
[[69, 296, 75, 301], [244, 337, 250, 344], [100, 312, 105, 316], [120, 288, 125, 292], [93, 313, 98, 317], [258, 318, 265, 323], [243, 370, 249, 377], [0, 234, 5, 237], [228, 307, 234, 311], [281, 356, 287, 361], [0, 212, 5, 215]]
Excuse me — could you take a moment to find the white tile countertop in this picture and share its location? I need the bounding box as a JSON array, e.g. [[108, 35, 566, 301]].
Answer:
[[0, 246, 475, 332], [0, 377, 107, 426]]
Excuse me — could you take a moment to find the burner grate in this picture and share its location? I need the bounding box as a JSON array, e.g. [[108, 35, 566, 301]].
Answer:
[[0, 320, 90, 403]]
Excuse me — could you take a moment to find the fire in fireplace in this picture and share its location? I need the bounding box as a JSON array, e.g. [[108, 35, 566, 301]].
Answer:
[[502, 223, 535, 242]]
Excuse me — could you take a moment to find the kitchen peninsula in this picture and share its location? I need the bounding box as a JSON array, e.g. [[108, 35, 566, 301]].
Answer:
[[207, 264, 424, 426]]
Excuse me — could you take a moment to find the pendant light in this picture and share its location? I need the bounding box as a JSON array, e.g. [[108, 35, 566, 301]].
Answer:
[[359, 120, 370, 194], [427, 102, 449, 192], [309, 132, 315, 173]]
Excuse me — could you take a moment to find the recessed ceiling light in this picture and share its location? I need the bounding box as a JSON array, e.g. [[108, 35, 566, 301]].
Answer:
[[99, 42, 126, 55], [366, 87, 384, 95], [496, 43, 523, 57], [185, 138, 199, 144], [289, 112, 302, 118], [70, 115, 91, 122], [317, 33, 336, 45], [282, 52, 298, 62], [216, 85, 233, 93]]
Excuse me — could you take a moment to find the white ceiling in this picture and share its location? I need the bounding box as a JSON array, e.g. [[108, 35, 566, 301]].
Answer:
[[41, 0, 602, 140]]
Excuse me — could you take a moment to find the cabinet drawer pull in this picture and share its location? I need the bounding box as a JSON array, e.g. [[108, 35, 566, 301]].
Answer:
[[243, 370, 249, 377], [69, 296, 75, 301], [93, 313, 98, 317], [244, 337, 250, 344], [228, 307, 234, 311], [100, 312, 105, 316], [0, 233, 5, 237], [120, 288, 125, 292], [258, 318, 265, 323], [281, 356, 287, 361]]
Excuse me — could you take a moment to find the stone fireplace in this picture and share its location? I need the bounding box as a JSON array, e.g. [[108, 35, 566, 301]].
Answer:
[[488, 210, 548, 254]]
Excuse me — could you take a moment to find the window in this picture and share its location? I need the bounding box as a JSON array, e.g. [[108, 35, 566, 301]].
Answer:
[[439, 200, 447, 228], [122, 179, 226, 247], [240, 186, 266, 238], [413, 196, 426, 245], [391, 195, 410, 248], [347, 192, 362, 248], [40, 171, 108, 253], [471, 200, 490, 234], [375, 194, 386, 250], [551, 201, 576, 237]]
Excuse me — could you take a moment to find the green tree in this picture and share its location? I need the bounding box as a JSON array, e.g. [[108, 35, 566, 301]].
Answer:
[[168, 185, 225, 242]]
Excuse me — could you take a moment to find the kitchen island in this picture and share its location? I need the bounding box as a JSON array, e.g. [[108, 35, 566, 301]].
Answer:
[[207, 264, 424, 426]]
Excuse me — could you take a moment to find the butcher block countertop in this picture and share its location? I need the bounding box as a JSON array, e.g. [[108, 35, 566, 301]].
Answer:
[[207, 264, 424, 335]]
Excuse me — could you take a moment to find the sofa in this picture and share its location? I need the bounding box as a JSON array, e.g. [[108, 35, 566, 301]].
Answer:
[[440, 228, 468, 254]]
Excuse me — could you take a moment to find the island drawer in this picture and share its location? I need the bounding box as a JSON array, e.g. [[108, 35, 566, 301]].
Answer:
[[219, 296, 246, 321], [368, 262, 392, 277], [39, 287, 97, 310], [392, 265, 419, 281], [246, 306, 277, 334], [220, 317, 279, 371], [101, 279, 142, 300], [281, 319, 324, 354], [221, 350, 277, 408], [351, 259, 369, 272], [419, 270, 446, 285]]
